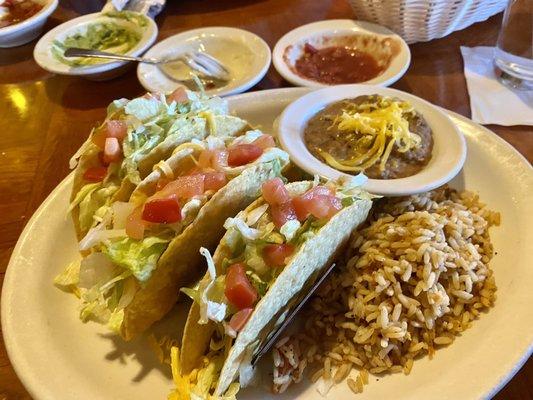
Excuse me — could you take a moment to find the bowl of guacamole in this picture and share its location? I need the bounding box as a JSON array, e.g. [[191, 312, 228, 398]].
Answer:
[[34, 10, 158, 80]]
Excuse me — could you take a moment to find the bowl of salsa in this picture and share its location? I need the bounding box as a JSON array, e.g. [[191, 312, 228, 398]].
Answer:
[[0, 0, 57, 47], [273, 20, 411, 88]]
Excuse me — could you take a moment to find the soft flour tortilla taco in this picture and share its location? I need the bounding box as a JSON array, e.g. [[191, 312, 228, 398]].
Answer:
[[55, 126, 289, 340], [172, 178, 372, 399], [69, 88, 249, 240]]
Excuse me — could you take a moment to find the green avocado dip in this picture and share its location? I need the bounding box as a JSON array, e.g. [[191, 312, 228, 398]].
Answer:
[[51, 11, 148, 67]]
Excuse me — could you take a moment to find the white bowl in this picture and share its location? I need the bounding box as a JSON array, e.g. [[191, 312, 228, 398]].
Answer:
[[33, 12, 158, 81], [138, 27, 271, 96], [273, 20, 410, 88], [0, 0, 58, 48], [277, 85, 467, 196]]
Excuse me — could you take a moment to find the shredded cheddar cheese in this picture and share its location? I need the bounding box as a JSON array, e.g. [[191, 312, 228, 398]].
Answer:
[[319, 97, 422, 173]]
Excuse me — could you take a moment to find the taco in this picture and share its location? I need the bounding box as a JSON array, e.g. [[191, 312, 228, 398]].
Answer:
[[172, 178, 372, 398], [55, 124, 289, 340], [68, 88, 249, 240]]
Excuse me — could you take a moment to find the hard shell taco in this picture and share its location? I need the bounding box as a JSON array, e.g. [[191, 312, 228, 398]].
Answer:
[[172, 177, 372, 399], [55, 120, 289, 340], [69, 88, 249, 240]]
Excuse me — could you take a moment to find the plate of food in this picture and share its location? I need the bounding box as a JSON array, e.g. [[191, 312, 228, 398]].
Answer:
[[2, 87, 532, 400], [33, 10, 158, 80]]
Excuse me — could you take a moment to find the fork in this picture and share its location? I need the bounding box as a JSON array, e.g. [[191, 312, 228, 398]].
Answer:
[[63, 47, 231, 81], [251, 262, 337, 366]]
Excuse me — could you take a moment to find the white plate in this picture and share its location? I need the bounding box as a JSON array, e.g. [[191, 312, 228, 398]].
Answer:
[[273, 20, 410, 88], [2, 88, 533, 400], [277, 85, 466, 196], [0, 0, 58, 48], [138, 27, 271, 97], [33, 12, 158, 81]]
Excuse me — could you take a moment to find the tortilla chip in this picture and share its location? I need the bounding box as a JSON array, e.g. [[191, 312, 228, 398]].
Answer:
[[120, 162, 282, 340]]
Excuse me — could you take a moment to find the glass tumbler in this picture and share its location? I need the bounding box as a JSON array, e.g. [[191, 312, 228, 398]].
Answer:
[[494, 0, 533, 90]]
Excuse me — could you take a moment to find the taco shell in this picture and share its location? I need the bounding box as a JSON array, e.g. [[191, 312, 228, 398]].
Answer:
[[179, 181, 372, 395], [120, 161, 283, 340]]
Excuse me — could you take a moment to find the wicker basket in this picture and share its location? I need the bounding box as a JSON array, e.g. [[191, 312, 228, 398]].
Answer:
[[348, 0, 508, 43]]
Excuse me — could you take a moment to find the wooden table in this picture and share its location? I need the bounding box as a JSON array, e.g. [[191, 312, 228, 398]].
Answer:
[[0, 1, 531, 399]]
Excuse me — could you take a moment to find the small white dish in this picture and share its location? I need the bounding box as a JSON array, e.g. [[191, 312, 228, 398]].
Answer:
[[273, 20, 410, 88], [0, 0, 58, 48], [277, 85, 466, 196], [137, 27, 271, 96], [33, 12, 158, 81]]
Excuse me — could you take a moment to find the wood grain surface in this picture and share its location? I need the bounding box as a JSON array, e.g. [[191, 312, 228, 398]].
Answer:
[[0, 1, 531, 399]]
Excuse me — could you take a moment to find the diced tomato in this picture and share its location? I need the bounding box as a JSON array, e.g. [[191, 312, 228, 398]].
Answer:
[[106, 120, 127, 141], [103, 137, 122, 164], [211, 149, 228, 170], [126, 206, 147, 240], [83, 166, 107, 182], [166, 87, 188, 104], [227, 144, 263, 167], [270, 202, 298, 229], [293, 187, 342, 221], [91, 120, 127, 149], [202, 171, 227, 191], [253, 134, 276, 150], [155, 175, 205, 201], [142, 198, 182, 223], [229, 308, 253, 333], [263, 244, 295, 268], [198, 149, 228, 171], [98, 151, 109, 167], [224, 263, 258, 310], [261, 178, 290, 206]]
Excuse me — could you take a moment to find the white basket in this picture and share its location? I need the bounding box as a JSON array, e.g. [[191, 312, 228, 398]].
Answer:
[[348, 0, 508, 43]]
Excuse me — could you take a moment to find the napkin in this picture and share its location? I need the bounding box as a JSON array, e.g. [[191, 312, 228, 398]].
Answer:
[[460, 46, 533, 126]]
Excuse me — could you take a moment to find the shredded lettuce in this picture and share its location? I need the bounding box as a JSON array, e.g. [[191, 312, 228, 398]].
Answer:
[[245, 270, 268, 297], [54, 261, 81, 290], [100, 236, 169, 282], [280, 219, 301, 242], [71, 183, 119, 232], [244, 244, 268, 275], [197, 248, 227, 324], [223, 217, 261, 241]]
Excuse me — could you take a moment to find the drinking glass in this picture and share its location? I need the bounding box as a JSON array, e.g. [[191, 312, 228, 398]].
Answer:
[[494, 0, 533, 90]]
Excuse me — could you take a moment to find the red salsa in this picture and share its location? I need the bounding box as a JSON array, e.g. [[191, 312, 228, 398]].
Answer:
[[294, 43, 385, 84], [0, 0, 43, 28]]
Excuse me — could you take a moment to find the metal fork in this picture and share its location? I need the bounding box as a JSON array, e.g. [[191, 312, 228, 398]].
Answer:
[[251, 262, 337, 366], [63, 47, 231, 81]]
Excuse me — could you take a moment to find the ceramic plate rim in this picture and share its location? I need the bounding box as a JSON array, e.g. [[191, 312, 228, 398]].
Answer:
[[137, 26, 271, 96], [2, 88, 532, 400], [33, 12, 158, 76], [277, 84, 466, 196], [272, 20, 411, 88]]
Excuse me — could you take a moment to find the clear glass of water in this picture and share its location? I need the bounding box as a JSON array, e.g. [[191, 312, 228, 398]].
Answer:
[[494, 0, 533, 91]]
